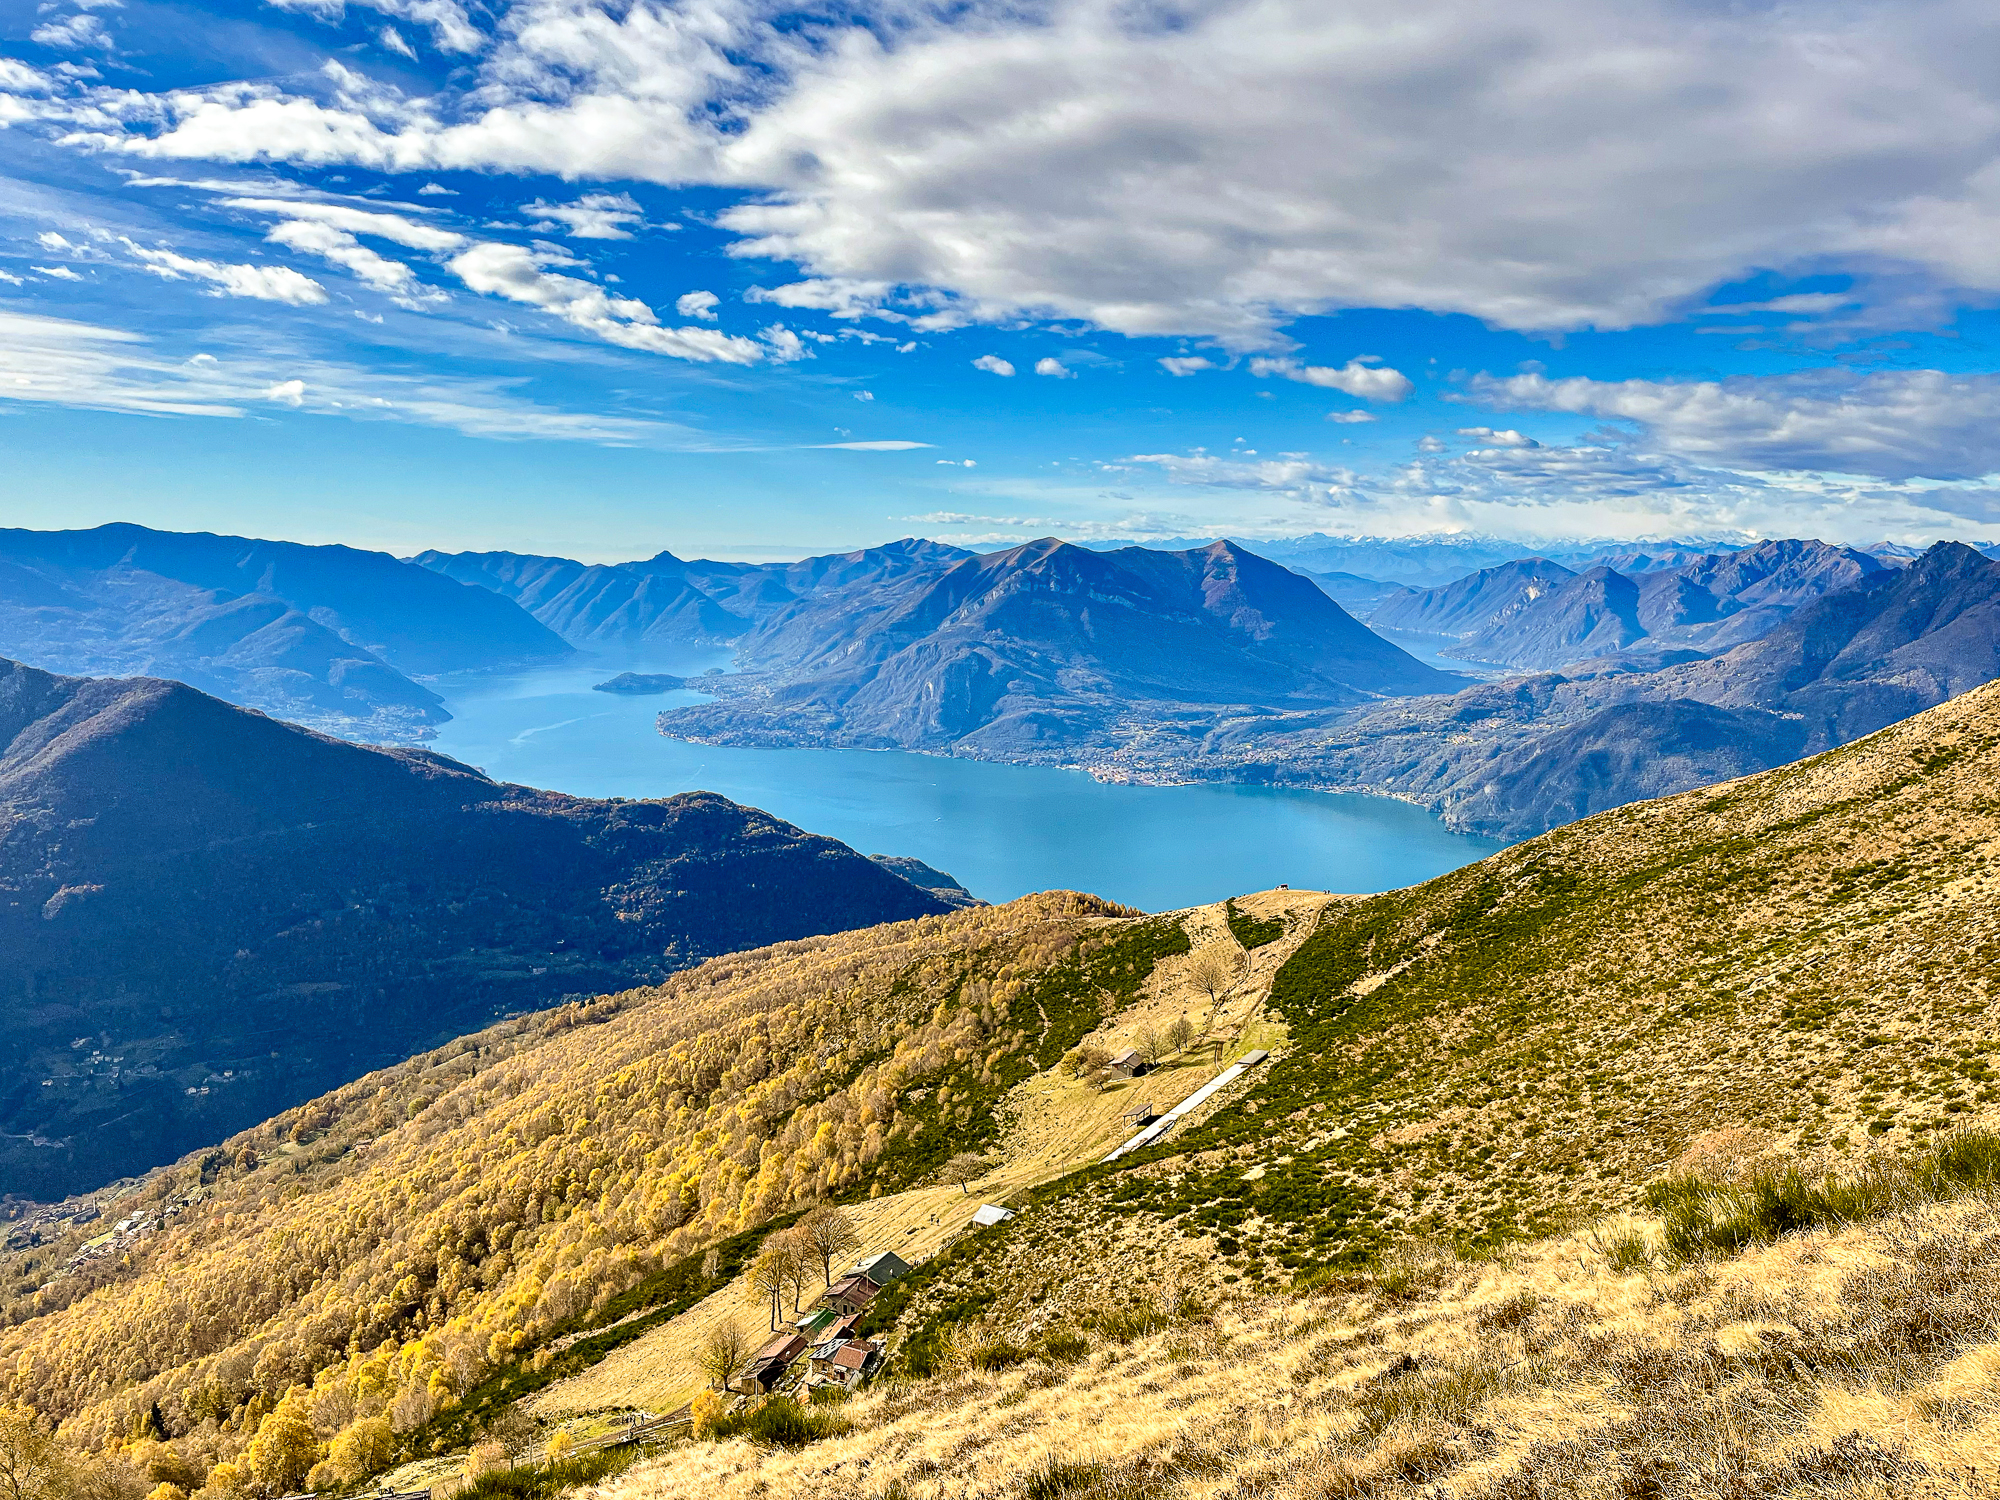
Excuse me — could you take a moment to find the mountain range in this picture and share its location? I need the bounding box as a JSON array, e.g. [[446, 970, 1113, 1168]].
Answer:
[[1370, 538, 1889, 669], [0, 525, 572, 742], [1215, 541, 2000, 837], [657, 539, 1461, 755], [415, 538, 975, 652], [0, 657, 957, 1199]]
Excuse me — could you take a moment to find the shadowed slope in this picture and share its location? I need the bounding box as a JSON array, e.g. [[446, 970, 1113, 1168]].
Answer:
[[0, 659, 953, 1198]]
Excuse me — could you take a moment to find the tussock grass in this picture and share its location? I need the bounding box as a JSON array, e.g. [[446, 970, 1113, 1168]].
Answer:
[[586, 1141, 2000, 1500], [708, 1395, 851, 1448], [1648, 1128, 2000, 1261]]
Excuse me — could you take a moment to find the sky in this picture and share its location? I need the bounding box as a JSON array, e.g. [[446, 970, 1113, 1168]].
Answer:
[[5, 0, 2000, 562]]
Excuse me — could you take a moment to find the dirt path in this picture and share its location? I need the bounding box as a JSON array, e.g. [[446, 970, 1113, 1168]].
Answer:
[[529, 891, 1332, 1418]]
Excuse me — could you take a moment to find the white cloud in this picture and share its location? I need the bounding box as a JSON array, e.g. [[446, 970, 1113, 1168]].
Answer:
[[0, 306, 684, 442], [1326, 410, 1377, 424], [219, 198, 467, 252], [266, 218, 423, 294], [853, 389, 874, 401], [30, 13, 112, 50], [32, 265, 84, 281], [972, 355, 1015, 376], [418, 182, 454, 195], [263, 0, 480, 54], [525, 191, 646, 240], [122, 240, 330, 304], [446, 241, 762, 361], [1035, 357, 1074, 379], [815, 440, 932, 450], [1159, 356, 1214, 377], [757, 324, 811, 362], [1470, 368, 2000, 481], [744, 279, 900, 321], [1249, 356, 1413, 401], [39, 0, 2000, 349], [675, 289, 718, 320], [379, 26, 418, 60], [1457, 426, 1538, 447]]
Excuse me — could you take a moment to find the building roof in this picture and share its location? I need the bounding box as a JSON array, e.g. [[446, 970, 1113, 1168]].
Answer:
[[1109, 1047, 1143, 1066], [824, 1273, 880, 1305], [854, 1249, 912, 1282], [830, 1342, 871, 1371], [752, 1332, 807, 1364], [970, 1203, 1016, 1227], [1240, 1049, 1270, 1066]]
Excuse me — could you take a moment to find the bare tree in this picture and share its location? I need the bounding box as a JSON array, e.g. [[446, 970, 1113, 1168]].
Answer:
[[1168, 1014, 1195, 1054], [1137, 1024, 1164, 1064], [696, 1320, 752, 1392], [1062, 1044, 1110, 1079], [1084, 1066, 1112, 1094], [798, 1205, 863, 1286], [775, 1230, 816, 1314], [943, 1152, 987, 1196], [1188, 947, 1237, 1003], [746, 1247, 788, 1332]]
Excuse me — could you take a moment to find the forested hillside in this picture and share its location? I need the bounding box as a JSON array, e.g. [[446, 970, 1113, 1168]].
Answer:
[[0, 893, 1175, 1494], [0, 659, 953, 1197]]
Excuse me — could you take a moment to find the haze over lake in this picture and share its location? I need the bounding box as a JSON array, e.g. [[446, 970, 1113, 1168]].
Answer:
[[430, 660, 1503, 911]]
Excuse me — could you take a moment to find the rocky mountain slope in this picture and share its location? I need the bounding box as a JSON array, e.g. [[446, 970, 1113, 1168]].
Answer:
[[0, 525, 570, 742], [0, 659, 955, 1199], [1367, 555, 1577, 640], [9, 667, 2000, 1500], [658, 539, 1460, 756], [415, 539, 974, 651], [1377, 538, 1884, 670]]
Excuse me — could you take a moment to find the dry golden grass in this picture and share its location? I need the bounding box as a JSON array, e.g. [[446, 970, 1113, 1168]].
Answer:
[[535, 891, 1332, 1419], [584, 1176, 2000, 1500]]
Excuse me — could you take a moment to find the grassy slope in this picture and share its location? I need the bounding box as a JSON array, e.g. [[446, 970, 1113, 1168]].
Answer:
[[589, 684, 2000, 1500], [0, 892, 1197, 1484]]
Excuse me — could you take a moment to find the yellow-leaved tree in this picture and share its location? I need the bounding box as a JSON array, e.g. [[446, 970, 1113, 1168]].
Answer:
[[244, 1394, 317, 1497]]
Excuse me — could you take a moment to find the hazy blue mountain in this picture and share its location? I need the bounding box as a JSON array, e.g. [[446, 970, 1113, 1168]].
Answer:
[[0, 657, 958, 1199], [1295, 569, 1412, 614], [1367, 557, 1576, 639], [0, 525, 571, 741], [660, 538, 1462, 757], [1436, 539, 1884, 670], [416, 538, 976, 650], [1453, 565, 1648, 668], [1209, 543, 2000, 840]]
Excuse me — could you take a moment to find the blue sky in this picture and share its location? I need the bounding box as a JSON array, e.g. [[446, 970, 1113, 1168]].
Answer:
[[5, 0, 2000, 561]]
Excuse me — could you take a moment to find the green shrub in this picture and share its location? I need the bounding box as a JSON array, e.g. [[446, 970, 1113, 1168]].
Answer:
[[1037, 1329, 1090, 1363], [970, 1340, 1030, 1372], [710, 1396, 851, 1448], [457, 1447, 636, 1499], [1020, 1456, 1106, 1499], [1647, 1130, 2000, 1262], [1223, 900, 1284, 950]]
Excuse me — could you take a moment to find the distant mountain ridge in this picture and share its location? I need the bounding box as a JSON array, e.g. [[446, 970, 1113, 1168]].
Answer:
[[0, 524, 570, 742], [0, 658, 957, 1198], [1372, 539, 1887, 671], [1210, 541, 2000, 837], [658, 538, 1461, 756], [416, 538, 976, 651]]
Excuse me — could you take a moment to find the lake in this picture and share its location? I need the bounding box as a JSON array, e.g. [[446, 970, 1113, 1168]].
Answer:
[[428, 660, 1504, 911]]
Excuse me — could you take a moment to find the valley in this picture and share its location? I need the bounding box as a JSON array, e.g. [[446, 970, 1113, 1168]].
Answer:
[[7, 675, 2000, 1499]]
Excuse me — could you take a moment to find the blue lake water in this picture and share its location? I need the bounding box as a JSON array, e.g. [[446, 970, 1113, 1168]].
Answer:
[[428, 660, 1504, 912]]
